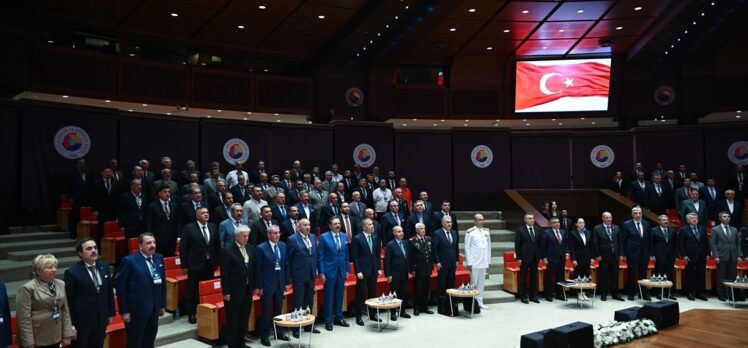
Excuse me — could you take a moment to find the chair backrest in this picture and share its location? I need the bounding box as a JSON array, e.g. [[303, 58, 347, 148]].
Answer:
[[503, 251, 516, 263], [198, 278, 222, 303], [80, 206, 93, 219], [60, 194, 70, 208], [128, 238, 139, 253], [164, 256, 181, 270], [104, 221, 120, 233]]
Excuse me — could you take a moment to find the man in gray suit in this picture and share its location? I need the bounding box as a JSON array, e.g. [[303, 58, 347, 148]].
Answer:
[[674, 178, 693, 212], [349, 191, 366, 220], [710, 211, 743, 301], [679, 189, 707, 228]]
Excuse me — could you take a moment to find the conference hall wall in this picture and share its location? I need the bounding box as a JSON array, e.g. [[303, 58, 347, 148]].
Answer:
[[9, 101, 748, 226]]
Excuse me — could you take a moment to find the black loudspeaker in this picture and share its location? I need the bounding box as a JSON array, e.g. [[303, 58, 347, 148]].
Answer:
[[637, 300, 679, 329], [520, 329, 550, 348], [461, 297, 481, 314], [544, 321, 593, 348], [614, 306, 642, 322], [437, 296, 459, 317]]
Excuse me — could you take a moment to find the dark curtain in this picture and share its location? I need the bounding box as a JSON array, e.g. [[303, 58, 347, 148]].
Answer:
[[333, 122, 394, 172], [21, 103, 118, 223], [118, 115, 199, 176], [270, 124, 333, 173], [0, 102, 21, 230], [452, 129, 512, 210], [703, 124, 748, 183], [571, 132, 633, 188], [200, 120, 270, 174], [394, 131, 453, 206], [634, 127, 704, 176], [511, 133, 571, 189]]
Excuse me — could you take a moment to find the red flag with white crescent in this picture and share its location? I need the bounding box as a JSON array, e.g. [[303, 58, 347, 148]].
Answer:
[[515, 60, 611, 111]]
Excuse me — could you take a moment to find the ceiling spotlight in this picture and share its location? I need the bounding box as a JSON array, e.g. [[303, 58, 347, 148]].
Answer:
[[465, 119, 469, 122], [558, 122, 563, 125], [525, 123, 531, 126], [394, 15, 399, 20], [449, 28, 457, 32], [129, 53, 135, 57], [486, 46, 493, 50], [558, 29, 565, 33], [701, 12, 705, 16], [671, 44, 675, 48], [412, 118, 418, 121], [677, 37, 681, 41], [440, 119, 445, 122], [692, 21, 697, 25], [521, 10, 530, 14], [47, 40, 54, 44], [464, 124, 468, 127], [386, 24, 389, 28], [166, 112, 171, 116], [737, 115, 742, 119], [684, 29, 688, 33], [104, 100, 111, 103], [738, 110, 743, 113], [495, 119, 500, 122], [237, 25, 245, 29], [246, 111, 252, 115], [258, 4, 267, 10], [243, 117, 248, 120], [634, 6, 642, 11], [503, 29, 511, 33], [615, 26, 623, 30], [552, 118, 556, 121], [62, 95, 69, 98], [217, 109, 222, 112], [468, 8, 476, 13], [264, 68, 269, 72], [274, 113, 279, 116], [405, 5, 409, 9], [127, 109, 133, 112], [711, 1, 715, 5], [433, 123, 438, 126], [277, 119, 281, 122], [577, 9, 584, 14], [522, 119, 527, 122], [318, 15, 325, 19], [665, 50, 669, 54], [580, 117, 585, 120], [403, 123, 407, 126], [207, 115, 212, 118], [170, 12, 179, 17], [142, 103, 148, 107], [591, 121, 596, 125]]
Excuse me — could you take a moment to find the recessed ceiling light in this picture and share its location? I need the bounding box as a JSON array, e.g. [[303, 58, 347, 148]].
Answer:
[[486, 46, 493, 50], [142, 103, 148, 107], [495, 119, 500, 122], [737, 115, 742, 119], [217, 109, 222, 112], [522, 119, 527, 122], [318, 15, 325, 19], [525, 123, 531, 126], [494, 123, 499, 127], [394, 15, 399, 20], [465, 119, 469, 122], [402, 123, 407, 126], [542, 46, 548, 50], [580, 117, 585, 120], [521, 10, 529, 14], [62, 95, 69, 98], [468, 8, 476, 13], [258, 5, 267, 10], [412, 118, 418, 121], [47, 40, 54, 44], [677, 37, 681, 41], [200, 62, 207, 66], [591, 121, 596, 125], [207, 115, 212, 118], [104, 99, 111, 103], [246, 112, 252, 115], [277, 119, 282, 122], [464, 124, 468, 127], [237, 25, 245, 29], [166, 112, 171, 116], [701, 12, 705, 16], [449, 28, 457, 32], [264, 68, 269, 72], [170, 12, 179, 17], [558, 29, 565, 33], [127, 109, 133, 112], [440, 119, 445, 122], [634, 6, 642, 11], [551, 118, 556, 121], [737, 110, 742, 113], [577, 9, 584, 14], [274, 113, 279, 116], [558, 122, 563, 125], [433, 123, 438, 126], [503, 29, 510, 33], [616, 26, 623, 30], [243, 117, 248, 120], [129, 53, 135, 57]]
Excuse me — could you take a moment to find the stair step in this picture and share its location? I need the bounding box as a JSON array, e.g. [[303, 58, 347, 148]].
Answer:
[[157, 339, 210, 348], [453, 211, 503, 220], [0, 239, 77, 257], [458, 229, 514, 242], [6, 246, 78, 262], [455, 219, 506, 230], [0, 255, 79, 283], [0, 231, 69, 244], [155, 317, 197, 346], [7, 225, 59, 234], [484, 275, 504, 291], [482, 289, 516, 304]]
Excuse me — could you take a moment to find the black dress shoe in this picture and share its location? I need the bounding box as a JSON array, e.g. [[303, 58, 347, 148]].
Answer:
[[333, 319, 349, 327], [355, 317, 364, 326], [545, 296, 554, 302], [601, 295, 607, 301], [668, 295, 677, 300], [613, 295, 625, 301], [719, 296, 727, 302], [325, 323, 333, 331], [260, 338, 271, 347], [292, 331, 300, 339], [627, 295, 635, 301], [390, 313, 398, 321], [656, 294, 662, 300], [697, 294, 708, 301], [369, 315, 382, 322], [278, 334, 290, 341], [413, 310, 420, 316], [520, 298, 529, 304], [422, 309, 434, 314], [530, 297, 540, 303], [556, 295, 566, 301], [188, 314, 197, 324], [687, 294, 696, 301], [643, 295, 652, 301], [400, 313, 411, 319]]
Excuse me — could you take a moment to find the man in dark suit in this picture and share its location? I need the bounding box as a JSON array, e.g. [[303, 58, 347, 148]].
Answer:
[[408, 223, 434, 315], [629, 171, 652, 209], [648, 174, 670, 216], [515, 213, 541, 303], [115, 233, 165, 348], [592, 213, 625, 301], [219, 218, 257, 348], [333, 182, 350, 204], [68, 158, 96, 237], [286, 181, 304, 207], [218, 203, 248, 249], [353, 178, 373, 208], [431, 200, 459, 235], [179, 207, 220, 324], [177, 160, 198, 188], [726, 164, 745, 202], [317, 192, 340, 230], [341, 170, 356, 193], [381, 200, 406, 246], [621, 207, 652, 300], [674, 178, 693, 212], [207, 181, 230, 211], [295, 191, 318, 234], [384, 226, 412, 320], [64, 238, 115, 348], [289, 160, 304, 182], [146, 185, 181, 257], [118, 179, 149, 239], [432, 215, 459, 297], [131, 164, 153, 199], [393, 188, 410, 220], [418, 191, 434, 217], [279, 170, 295, 194], [559, 209, 574, 234], [338, 202, 359, 245], [181, 186, 207, 226], [0, 280, 10, 348], [711, 212, 743, 301], [249, 160, 267, 185], [699, 177, 723, 220], [250, 206, 277, 246], [107, 158, 125, 189], [678, 213, 710, 301], [609, 171, 626, 195], [93, 167, 121, 240], [541, 217, 568, 302], [256, 226, 291, 346], [679, 189, 708, 227], [569, 218, 595, 301], [151, 168, 179, 203], [270, 193, 290, 223], [317, 217, 350, 331], [286, 218, 320, 337], [360, 209, 381, 240], [406, 200, 431, 239], [651, 215, 678, 300], [229, 175, 251, 206], [717, 190, 743, 227], [279, 206, 301, 242], [210, 191, 233, 225], [350, 218, 382, 326]]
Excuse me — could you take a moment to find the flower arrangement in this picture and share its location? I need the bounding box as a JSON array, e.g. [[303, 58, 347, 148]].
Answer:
[[593, 319, 658, 348]]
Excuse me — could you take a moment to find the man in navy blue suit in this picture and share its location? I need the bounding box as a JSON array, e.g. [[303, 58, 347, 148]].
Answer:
[[716, 189, 743, 227], [296, 191, 318, 233], [432, 215, 459, 297], [116, 233, 165, 348], [218, 203, 248, 249], [271, 193, 290, 223], [64, 238, 115, 348], [380, 200, 406, 246], [318, 217, 350, 331], [286, 218, 320, 337], [384, 226, 413, 321], [678, 213, 710, 301], [621, 206, 653, 300], [350, 218, 382, 326], [540, 218, 568, 302], [0, 280, 12, 348], [181, 186, 208, 226], [256, 225, 291, 346]]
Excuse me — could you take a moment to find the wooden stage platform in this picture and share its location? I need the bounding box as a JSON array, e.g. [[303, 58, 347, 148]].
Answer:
[[621, 309, 748, 347]]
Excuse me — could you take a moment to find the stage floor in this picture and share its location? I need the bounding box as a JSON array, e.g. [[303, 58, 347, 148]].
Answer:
[[621, 309, 748, 347]]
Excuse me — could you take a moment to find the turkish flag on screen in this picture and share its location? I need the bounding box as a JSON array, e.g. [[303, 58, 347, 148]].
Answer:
[[515, 61, 610, 111]]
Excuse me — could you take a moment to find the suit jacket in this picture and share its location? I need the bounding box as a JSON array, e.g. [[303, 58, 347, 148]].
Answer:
[[678, 225, 710, 262], [295, 203, 318, 232], [279, 219, 299, 242], [263, 186, 286, 204], [333, 190, 350, 204], [286, 189, 302, 207], [250, 219, 278, 246], [118, 192, 149, 235], [432, 228, 459, 266], [287, 232, 318, 284], [350, 233, 381, 278], [710, 224, 742, 261], [629, 180, 653, 208], [93, 179, 121, 221], [541, 228, 568, 262], [384, 239, 409, 279], [699, 186, 723, 218], [318, 204, 341, 229], [674, 186, 692, 212], [230, 184, 252, 205], [341, 177, 356, 193], [68, 169, 95, 204], [151, 179, 179, 202], [179, 222, 220, 271], [380, 212, 406, 246], [318, 232, 349, 279], [218, 218, 249, 249], [0, 282, 11, 347], [207, 191, 228, 212], [255, 242, 290, 292], [716, 200, 743, 227], [405, 212, 431, 239], [338, 214, 359, 238], [515, 225, 541, 263], [651, 226, 677, 260], [648, 184, 671, 215], [592, 224, 621, 259], [431, 211, 459, 234], [679, 199, 708, 227], [211, 204, 231, 225], [115, 252, 166, 318], [63, 260, 115, 330], [349, 201, 367, 220], [353, 187, 374, 207], [609, 179, 626, 195], [408, 235, 434, 276], [568, 229, 594, 263], [147, 200, 181, 246], [621, 219, 652, 258], [271, 204, 291, 223], [16, 278, 74, 347], [308, 190, 329, 210], [181, 200, 208, 226], [726, 173, 746, 198]]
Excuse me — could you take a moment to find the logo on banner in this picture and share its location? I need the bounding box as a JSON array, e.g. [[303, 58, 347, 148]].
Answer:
[[470, 145, 493, 168], [727, 141, 748, 165], [346, 87, 364, 107], [590, 145, 615, 168], [353, 143, 376, 168], [654, 85, 676, 106], [222, 138, 250, 165], [54, 126, 91, 159]]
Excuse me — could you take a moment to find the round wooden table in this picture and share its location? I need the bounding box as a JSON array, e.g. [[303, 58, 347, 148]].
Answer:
[[722, 281, 748, 307], [365, 298, 403, 332], [446, 289, 480, 318], [273, 314, 316, 348], [638, 279, 673, 301], [557, 282, 597, 308]]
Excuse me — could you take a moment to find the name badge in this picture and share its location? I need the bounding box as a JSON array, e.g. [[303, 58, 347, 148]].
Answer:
[[153, 278, 163, 284], [52, 304, 61, 320], [0, 315, 4, 324], [274, 261, 281, 271]]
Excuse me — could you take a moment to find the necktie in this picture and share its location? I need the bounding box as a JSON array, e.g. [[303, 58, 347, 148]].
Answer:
[[105, 180, 111, 193], [201, 225, 209, 244], [280, 205, 286, 220], [303, 235, 311, 252], [417, 214, 423, 224], [164, 202, 170, 219], [367, 234, 373, 253], [529, 227, 535, 240], [333, 205, 338, 216], [334, 234, 341, 251], [343, 216, 351, 238], [692, 227, 699, 240], [555, 229, 562, 244], [398, 240, 406, 257], [581, 230, 586, 245], [636, 222, 642, 238], [292, 220, 298, 233], [273, 244, 280, 262], [240, 246, 248, 264], [724, 225, 731, 238], [146, 257, 159, 279], [241, 187, 245, 196], [606, 226, 613, 251], [234, 220, 240, 228], [662, 228, 668, 243], [446, 230, 453, 244], [87, 265, 99, 288], [266, 220, 271, 230], [656, 186, 661, 195], [710, 188, 715, 200], [394, 213, 400, 226]]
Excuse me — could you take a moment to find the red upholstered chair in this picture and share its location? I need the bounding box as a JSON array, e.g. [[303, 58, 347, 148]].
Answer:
[[705, 256, 718, 290], [503, 251, 520, 293], [128, 238, 139, 254], [618, 258, 628, 289], [101, 221, 126, 264], [59, 194, 71, 208], [343, 262, 357, 312], [737, 259, 748, 278], [674, 258, 686, 289], [590, 259, 599, 284], [165, 256, 188, 312], [706, 221, 714, 236], [79, 206, 93, 220], [56, 195, 72, 231], [196, 278, 225, 340], [103, 296, 126, 348], [11, 314, 17, 348]]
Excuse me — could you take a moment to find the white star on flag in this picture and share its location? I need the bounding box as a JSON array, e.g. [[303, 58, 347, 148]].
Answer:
[[563, 77, 574, 87]]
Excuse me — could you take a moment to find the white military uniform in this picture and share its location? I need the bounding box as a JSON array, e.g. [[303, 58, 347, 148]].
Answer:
[[464, 226, 491, 306]]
